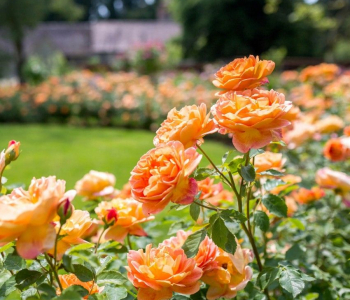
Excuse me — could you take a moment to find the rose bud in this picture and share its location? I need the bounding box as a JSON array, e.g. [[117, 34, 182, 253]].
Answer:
[[5, 140, 20, 164], [104, 208, 118, 227], [57, 198, 74, 225]]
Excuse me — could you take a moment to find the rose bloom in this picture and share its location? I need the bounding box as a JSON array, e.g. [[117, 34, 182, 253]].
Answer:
[[283, 122, 316, 149], [344, 126, 350, 137], [206, 189, 234, 206], [126, 244, 203, 300], [201, 243, 253, 300], [292, 187, 325, 205], [323, 137, 350, 162], [316, 168, 350, 198], [0, 176, 75, 259], [280, 70, 299, 83], [285, 196, 298, 217], [315, 115, 344, 134], [48, 210, 93, 259], [213, 55, 275, 91], [95, 198, 154, 242], [154, 103, 217, 149], [130, 141, 202, 214], [58, 274, 101, 299], [195, 236, 219, 272], [270, 174, 302, 195], [75, 170, 116, 200], [299, 63, 340, 85], [197, 177, 223, 201], [254, 151, 285, 174], [159, 230, 190, 249], [212, 89, 292, 153], [116, 182, 132, 199]]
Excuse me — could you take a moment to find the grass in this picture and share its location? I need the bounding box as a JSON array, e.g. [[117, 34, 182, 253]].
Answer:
[[1, 124, 231, 190]]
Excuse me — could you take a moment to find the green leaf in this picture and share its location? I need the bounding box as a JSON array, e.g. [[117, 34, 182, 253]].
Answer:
[[0, 242, 14, 253], [257, 267, 281, 290], [15, 270, 42, 290], [190, 202, 200, 221], [222, 151, 234, 163], [20, 288, 37, 300], [300, 273, 315, 282], [38, 283, 56, 299], [56, 285, 89, 300], [259, 169, 284, 176], [101, 286, 128, 300], [279, 266, 305, 298], [62, 254, 75, 273], [211, 217, 227, 249], [239, 165, 256, 182], [97, 271, 127, 286], [182, 229, 206, 258], [168, 221, 185, 235], [285, 244, 305, 261], [72, 264, 94, 282], [0, 276, 17, 297], [263, 179, 285, 192], [262, 194, 287, 218], [221, 209, 247, 223], [288, 218, 305, 230], [4, 254, 25, 271], [67, 243, 94, 254], [227, 157, 244, 173], [249, 149, 265, 158], [224, 231, 237, 255], [193, 168, 217, 181], [253, 211, 270, 232]]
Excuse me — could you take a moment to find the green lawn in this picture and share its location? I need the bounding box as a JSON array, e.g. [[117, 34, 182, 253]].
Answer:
[[1, 125, 231, 191]]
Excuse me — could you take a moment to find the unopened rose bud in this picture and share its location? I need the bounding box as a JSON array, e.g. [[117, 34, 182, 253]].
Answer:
[[104, 208, 118, 227], [5, 140, 20, 164], [57, 198, 74, 225]]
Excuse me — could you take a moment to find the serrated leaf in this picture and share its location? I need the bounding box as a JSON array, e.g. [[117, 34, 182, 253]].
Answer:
[[279, 267, 305, 298], [285, 244, 305, 261], [257, 267, 281, 290], [262, 194, 287, 218], [4, 254, 25, 271], [259, 169, 284, 176], [182, 229, 206, 258], [190, 202, 200, 221], [15, 270, 42, 290], [193, 168, 217, 181], [239, 165, 256, 182], [220, 209, 247, 223], [97, 271, 127, 286], [67, 243, 94, 254], [254, 211, 270, 232], [211, 217, 227, 249], [227, 157, 244, 173], [249, 149, 265, 158], [101, 286, 128, 300], [225, 231, 237, 254], [62, 254, 75, 273], [300, 273, 315, 282], [263, 179, 286, 192], [38, 283, 56, 299], [72, 264, 94, 282], [0, 276, 17, 297]]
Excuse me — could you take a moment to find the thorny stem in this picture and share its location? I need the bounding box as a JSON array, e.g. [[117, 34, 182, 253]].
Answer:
[[54, 225, 62, 267]]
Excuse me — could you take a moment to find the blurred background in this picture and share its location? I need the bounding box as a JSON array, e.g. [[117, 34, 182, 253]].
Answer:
[[0, 0, 349, 189]]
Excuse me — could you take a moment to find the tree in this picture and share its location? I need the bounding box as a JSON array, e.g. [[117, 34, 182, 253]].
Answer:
[[0, 0, 84, 83]]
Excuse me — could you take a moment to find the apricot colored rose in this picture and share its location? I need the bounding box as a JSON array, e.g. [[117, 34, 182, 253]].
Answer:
[[130, 141, 201, 214], [344, 126, 350, 137], [283, 122, 316, 149], [49, 210, 93, 260], [213, 55, 275, 91], [270, 174, 302, 195], [254, 151, 285, 174], [195, 236, 220, 272], [324, 137, 350, 162], [95, 198, 154, 242], [154, 103, 217, 149], [75, 170, 116, 200], [197, 177, 223, 201], [292, 187, 325, 205], [281, 70, 299, 82], [206, 189, 233, 206], [116, 182, 132, 199], [299, 63, 340, 85], [58, 274, 100, 298], [316, 168, 350, 193], [212, 89, 292, 153], [0, 176, 75, 259], [201, 243, 253, 300], [159, 230, 190, 249], [126, 244, 203, 300], [315, 115, 344, 134]]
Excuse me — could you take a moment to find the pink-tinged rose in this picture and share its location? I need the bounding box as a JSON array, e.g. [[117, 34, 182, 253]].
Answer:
[[0, 176, 75, 259], [201, 243, 253, 300], [195, 236, 220, 272], [323, 137, 350, 162], [213, 55, 275, 91], [211, 89, 292, 153], [130, 141, 201, 214], [75, 170, 116, 200], [283, 122, 316, 149], [254, 151, 285, 174], [95, 198, 154, 242], [126, 244, 203, 300], [154, 103, 217, 149], [197, 177, 223, 201], [159, 230, 190, 249]]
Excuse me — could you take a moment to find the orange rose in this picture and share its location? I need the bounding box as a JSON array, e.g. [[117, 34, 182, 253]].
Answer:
[[130, 141, 202, 214], [299, 63, 340, 85], [254, 151, 285, 174], [212, 89, 292, 153], [197, 177, 223, 200], [0, 176, 75, 259], [58, 274, 101, 299], [116, 182, 132, 199], [315, 115, 344, 134], [202, 243, 253, 300], [324, 137, 350, 162], [206, 189, 233, 206], [154, 103, 217, 149], [344, 126, 350, 137], [75, 170, 116, 200], [95, 198, 154, 242], [285, 196, 298, 217], [280, 70, 299, 83], [283, 122, 316, 149], [213, 55, 275, 91], [292, 187, 325, 205], [195, 236, 220, 272], [159, 230, 190, 249], [126, 244, 203, 300]]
